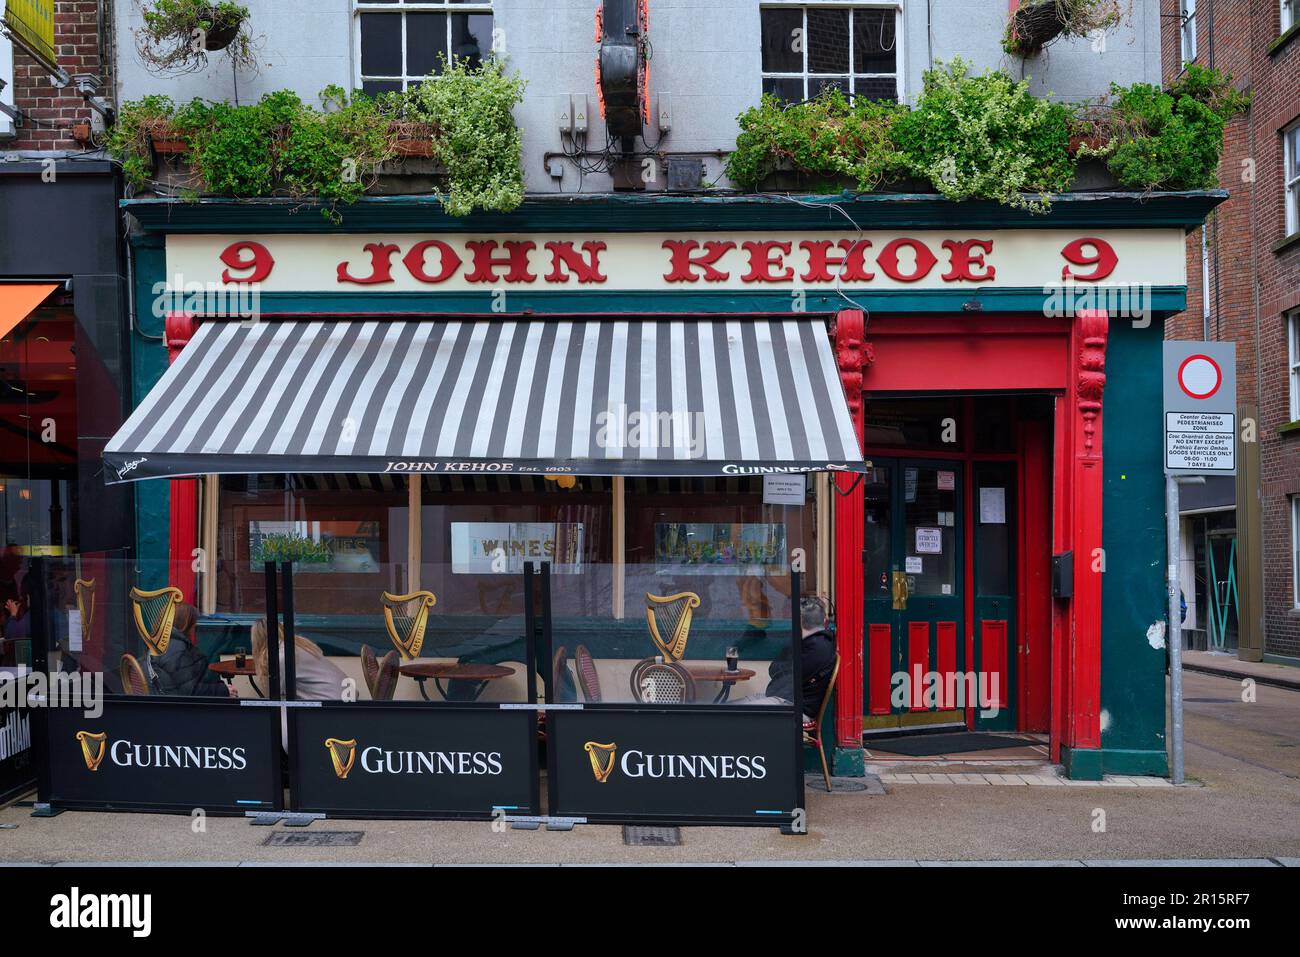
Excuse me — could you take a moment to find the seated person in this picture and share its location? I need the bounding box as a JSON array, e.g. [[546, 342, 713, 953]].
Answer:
[[249, 619, 346, 701], [731, 596, 837, 718], [150, 603, 234, 697]]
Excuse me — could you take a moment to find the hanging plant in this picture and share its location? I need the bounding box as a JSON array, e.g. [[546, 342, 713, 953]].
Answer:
[[135, 0, 256, 75], [1003, 0, 1127, 57]]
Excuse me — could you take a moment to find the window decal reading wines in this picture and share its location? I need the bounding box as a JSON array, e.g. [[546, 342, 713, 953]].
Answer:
[[450, 523, 586, 574]]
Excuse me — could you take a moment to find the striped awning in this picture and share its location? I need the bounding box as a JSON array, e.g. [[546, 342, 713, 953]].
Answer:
[[103, 318, 865, 483]]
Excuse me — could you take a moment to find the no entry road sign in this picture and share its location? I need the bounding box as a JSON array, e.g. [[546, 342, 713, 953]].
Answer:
[[1163, 341, 1236, 476]]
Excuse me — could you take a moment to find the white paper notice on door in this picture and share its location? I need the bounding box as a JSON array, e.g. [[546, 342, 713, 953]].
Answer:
[[980, 486, 1007, 524], [905, 556, 923, 574], [937, 470, 955, 491], [915, 527, 942, 554]]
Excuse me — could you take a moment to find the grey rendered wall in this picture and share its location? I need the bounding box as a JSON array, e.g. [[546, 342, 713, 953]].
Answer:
[[908, 0, 1162, 102], [112, 1, 1163, 192]]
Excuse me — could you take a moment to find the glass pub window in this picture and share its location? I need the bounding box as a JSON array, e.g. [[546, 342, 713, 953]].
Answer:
[[760, 3, 900, 103], [356, 0, 494, 96]]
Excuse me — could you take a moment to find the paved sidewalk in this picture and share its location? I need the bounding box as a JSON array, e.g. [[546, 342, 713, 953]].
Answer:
[[3, 858, 1296, 867], [1182, 650, 1300, 691]]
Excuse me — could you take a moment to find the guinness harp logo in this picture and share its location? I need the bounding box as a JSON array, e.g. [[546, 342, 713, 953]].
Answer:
[[325, 738, 358, 780], [76, 731, 108, 772], [584, 741, 617, 784]]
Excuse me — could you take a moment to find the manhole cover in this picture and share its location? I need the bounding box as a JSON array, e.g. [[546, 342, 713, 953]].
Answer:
[[623, 825, 681, 847], [261, 830, 364, 847]]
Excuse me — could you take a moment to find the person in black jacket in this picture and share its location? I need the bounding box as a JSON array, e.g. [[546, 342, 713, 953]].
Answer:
[[732, 596, 837, 717], [149, 603, 233, 697]]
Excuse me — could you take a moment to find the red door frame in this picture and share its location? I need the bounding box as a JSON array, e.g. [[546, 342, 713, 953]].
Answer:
[[165, 312, 199, 605], [832, 310, 1106, 762]]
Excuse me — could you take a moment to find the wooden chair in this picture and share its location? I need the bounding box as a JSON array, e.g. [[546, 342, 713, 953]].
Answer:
[[129, 586, 183, 656], [573, 644, 601, 702], [360, 643, 400, 701], [73, 578, 95, 647], [804, 655, 841, 792], [119, 653, 151, 696], [380, 590, 437, 660], [644, 591, 701, 661], [637, 660, 695, 704], [552, 644, 573, 702]]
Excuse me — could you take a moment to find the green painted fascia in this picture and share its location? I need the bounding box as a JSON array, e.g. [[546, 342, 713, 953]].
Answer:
[[1100, 316, 1170, 761], [128, 231, 172, 589], [1101, 748, 1169, 777], [1062, 746, 1104, 780], [832, 746, 866, 778], [120, 190, 1228, 234], [233, 288, 1189, 316]]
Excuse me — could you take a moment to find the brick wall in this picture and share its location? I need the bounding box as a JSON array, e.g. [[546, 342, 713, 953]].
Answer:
[[1161, 0, 1300, 657], [4, 1, 112, 151]]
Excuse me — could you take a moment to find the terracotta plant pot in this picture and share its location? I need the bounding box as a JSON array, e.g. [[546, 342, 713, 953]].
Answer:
[[390, 122, 436, 157], [144, 120, 187, 154]]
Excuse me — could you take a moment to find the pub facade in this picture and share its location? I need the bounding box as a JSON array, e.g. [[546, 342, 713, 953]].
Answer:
[[108, 187, 1223, 782]]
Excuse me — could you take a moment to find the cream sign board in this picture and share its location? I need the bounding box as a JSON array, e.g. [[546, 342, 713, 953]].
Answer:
[[164, 229, 1187, 294]]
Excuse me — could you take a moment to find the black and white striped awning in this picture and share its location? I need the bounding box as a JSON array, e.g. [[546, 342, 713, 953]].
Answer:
[[103, 318, 865, 483]]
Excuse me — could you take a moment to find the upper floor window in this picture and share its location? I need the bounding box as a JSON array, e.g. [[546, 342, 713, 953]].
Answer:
[[760, 2, 900, 103], [1284, 0, 1298, 34], [355, 1, 494, 96], [1286, 122, 1300, 237], [1180, 0, 1197, 66], [1289, 310, 1300, 423]]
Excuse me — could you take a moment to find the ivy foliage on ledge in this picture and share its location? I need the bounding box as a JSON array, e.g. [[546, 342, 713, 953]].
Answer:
[[726, 59, 1247, 211], [106, 59, 526, 219]]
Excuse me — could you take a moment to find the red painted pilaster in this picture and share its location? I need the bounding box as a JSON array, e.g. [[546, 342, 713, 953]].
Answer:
[[1067, 310, 1107, 752], [832, 309, 871, 749], [166, 313, 199, 606]]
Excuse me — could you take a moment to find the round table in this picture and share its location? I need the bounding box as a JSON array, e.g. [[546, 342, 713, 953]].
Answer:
[[208, 659, 264, 698], [679, 664, 757, 703], [398, 662, 515, 702]]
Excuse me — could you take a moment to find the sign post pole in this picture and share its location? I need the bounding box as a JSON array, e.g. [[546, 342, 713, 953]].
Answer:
[[1162, 341, 1236, 788], [1166, 474, 1184, 785]]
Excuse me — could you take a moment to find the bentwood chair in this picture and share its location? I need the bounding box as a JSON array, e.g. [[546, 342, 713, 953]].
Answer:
[[129, 586, 184, 656], [637, 661, 696, 704], [573, 644, 602, 702], [804, 655, 841, 792], [644, 591, 701, 661], [360, 644, 400, 701], [379, 590, 437, 660], [119, 653, 151, 696], [73, 578, 95, 647], [552, 645, 574, 703]]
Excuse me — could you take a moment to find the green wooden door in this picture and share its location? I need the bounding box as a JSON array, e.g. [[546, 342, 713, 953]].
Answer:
[[863, 459, 966, 728]]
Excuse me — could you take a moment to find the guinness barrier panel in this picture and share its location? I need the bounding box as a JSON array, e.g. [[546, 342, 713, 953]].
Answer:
[[543, 561, 808, 828], [44, 698, 281, 813], [290, 703, 537, 819], [0, 644, 35, 804], [548, 706, 801, 824], [26, 553, 284, 815], [280, 561, 542, 819]]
